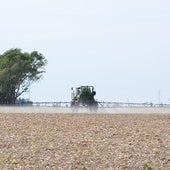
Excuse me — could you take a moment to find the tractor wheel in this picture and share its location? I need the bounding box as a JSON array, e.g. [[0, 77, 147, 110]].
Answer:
[[71, 102, 79, 113], [89, 102, 98, 112]]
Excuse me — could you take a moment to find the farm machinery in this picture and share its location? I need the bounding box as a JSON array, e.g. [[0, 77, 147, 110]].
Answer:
[[71, 86, 98, 111], [19, 85, 169, 110]]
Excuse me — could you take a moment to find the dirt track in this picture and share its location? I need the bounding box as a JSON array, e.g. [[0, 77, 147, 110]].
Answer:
[[0, 112, 170, 169]]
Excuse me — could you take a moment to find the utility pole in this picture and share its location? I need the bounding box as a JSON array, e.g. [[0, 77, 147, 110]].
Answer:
[[158, 90, 161, 104]]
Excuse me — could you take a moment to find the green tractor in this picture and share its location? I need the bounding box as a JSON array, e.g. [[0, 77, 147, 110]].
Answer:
[[71, 86, 98, 111]]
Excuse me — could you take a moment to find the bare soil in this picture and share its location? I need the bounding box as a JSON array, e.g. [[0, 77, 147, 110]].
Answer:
[[0, 113, 170, 170]]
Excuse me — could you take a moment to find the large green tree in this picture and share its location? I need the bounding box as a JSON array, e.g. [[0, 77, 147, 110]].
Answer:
[[0, 48, 47, 104]]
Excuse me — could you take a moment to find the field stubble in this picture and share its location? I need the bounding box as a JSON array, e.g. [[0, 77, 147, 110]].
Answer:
[[0, 111, 170, 170]]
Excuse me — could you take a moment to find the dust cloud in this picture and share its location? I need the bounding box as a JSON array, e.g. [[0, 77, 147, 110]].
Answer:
[[0, 106, 170, 114]]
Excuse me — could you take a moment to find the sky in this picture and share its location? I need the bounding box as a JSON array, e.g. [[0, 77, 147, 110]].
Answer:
[[0, 0, 169, 103]]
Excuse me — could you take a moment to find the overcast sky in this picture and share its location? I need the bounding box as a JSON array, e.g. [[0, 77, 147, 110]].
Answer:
[[0, 0, 169, 103]]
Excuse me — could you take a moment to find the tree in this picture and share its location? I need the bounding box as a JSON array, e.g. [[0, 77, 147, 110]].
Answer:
[[0, 48, 47, 104]]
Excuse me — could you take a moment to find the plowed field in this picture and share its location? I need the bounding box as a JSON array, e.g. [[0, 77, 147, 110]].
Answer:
[[0, 113, 170, 169]]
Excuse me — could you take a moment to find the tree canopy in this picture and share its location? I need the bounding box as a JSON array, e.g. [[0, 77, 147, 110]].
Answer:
[[0, 48, 47, 104]]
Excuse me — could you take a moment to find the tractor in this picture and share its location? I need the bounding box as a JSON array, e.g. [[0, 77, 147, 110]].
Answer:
[[71, 86, 98, 111]]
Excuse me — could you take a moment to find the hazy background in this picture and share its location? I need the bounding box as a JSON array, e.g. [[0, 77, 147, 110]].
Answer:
[[0, 0, 169, 103]]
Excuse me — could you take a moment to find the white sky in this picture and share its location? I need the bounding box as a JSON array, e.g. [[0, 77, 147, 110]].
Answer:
[[0, 0, 169, 103]]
